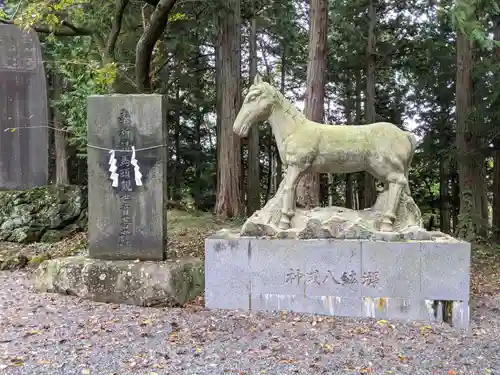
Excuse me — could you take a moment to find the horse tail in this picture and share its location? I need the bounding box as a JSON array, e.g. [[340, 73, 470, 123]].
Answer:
[[403, 131, 418, 195]]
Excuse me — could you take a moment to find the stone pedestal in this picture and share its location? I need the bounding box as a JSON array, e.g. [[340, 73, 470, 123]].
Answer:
[[33, 95, 204, 308], [205, 236, 471, 328], [35, 256, 204, 307], [87, 94, 168, 261]]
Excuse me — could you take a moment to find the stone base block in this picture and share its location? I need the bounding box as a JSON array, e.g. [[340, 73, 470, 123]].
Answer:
[[205, 236, 471, 329], [35, 256, 204, 307]]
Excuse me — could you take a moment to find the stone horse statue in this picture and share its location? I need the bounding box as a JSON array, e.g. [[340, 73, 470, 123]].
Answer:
[[233, 74, 418, 233]]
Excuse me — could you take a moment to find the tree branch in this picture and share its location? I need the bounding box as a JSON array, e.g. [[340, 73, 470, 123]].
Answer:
[[11, 0, 24, 20], [135, 0, 178, 92], [103, 0, 130, 62], [0, 18, 93, 36]]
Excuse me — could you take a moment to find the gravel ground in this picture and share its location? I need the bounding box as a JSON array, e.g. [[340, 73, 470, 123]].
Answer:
[[0, 271, 499, 375]]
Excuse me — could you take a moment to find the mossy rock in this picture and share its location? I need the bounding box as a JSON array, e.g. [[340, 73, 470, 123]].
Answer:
[[28, 253, 51, 266], [0, 185, 84, 243], [40, 224, 81, 244], [0, 253, 29, 270]]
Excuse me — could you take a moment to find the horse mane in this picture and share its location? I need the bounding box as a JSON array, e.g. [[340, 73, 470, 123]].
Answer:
[[265, 83, 307, 121]]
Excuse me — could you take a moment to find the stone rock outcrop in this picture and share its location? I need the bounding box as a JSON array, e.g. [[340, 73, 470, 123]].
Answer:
[[0, 185, 85, 243], [238, 189, 455, 241], [34, 256, 204, 307]]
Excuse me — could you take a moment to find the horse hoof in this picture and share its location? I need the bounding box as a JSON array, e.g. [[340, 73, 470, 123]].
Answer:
[[278, 220, 290, 230], [379, 221, 394, 232]]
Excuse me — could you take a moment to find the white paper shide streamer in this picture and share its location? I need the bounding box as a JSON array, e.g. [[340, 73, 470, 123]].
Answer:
[[108, 150, 119, 187], [131, 146, 143, 186]]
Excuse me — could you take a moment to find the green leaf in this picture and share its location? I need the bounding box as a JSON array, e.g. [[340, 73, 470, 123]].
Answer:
[[168, 13, 188, 22]]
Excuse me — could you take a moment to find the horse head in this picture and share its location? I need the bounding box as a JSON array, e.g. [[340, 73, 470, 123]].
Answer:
[[233, 74, 276, 137]]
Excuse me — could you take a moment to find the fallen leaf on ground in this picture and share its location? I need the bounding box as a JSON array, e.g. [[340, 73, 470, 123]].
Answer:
[[38, 360, 52, 365], [81, 369, 90, 375], [420, 325, 434, 334], [398, 353, 408, 362], [377, 320, 388, 326], [25, 330, 41, 336], [448, 370, 457, 375], [318, 343, 334, 352]]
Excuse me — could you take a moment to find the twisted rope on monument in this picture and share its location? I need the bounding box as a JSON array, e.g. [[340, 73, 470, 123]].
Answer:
[[87, 144, 167, 152]]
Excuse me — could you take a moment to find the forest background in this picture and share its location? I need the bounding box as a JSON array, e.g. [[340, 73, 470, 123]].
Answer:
[[1, 0, 499, 245]]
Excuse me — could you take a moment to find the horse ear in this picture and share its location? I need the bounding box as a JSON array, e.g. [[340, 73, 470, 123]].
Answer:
[[254, 73, 262, 85]]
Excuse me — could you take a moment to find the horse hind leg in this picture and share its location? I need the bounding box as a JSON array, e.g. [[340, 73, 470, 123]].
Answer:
[[379, 172, 408, 232]]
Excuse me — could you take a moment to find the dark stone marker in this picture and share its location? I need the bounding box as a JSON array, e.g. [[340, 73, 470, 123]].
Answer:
[[87, 95, 168, 261], [0, 25, 49, 189]]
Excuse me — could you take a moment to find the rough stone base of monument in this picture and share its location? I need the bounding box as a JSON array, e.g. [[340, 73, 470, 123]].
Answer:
[[35, 256, 204, 307], [239, 189, 440, 240], [205, 236, 470, 329]]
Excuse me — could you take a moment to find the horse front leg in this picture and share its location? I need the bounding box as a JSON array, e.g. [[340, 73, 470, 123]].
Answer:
[[278, 165, 302, 230], [379, 173, 407, 232]]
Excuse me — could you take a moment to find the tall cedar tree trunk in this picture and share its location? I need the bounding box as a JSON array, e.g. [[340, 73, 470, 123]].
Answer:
[[451, 170, 459, 232], [439, 157, 451, 233], [362, 0, 377, 208], [345, 71, 359, 209], [354, 69, 362, 209], [172, 63, 181, 201], [247, 17, 260, 216], [52, 70, 69, 185], [193, 23, 203, 209], [437, 8, 450, 234], [215, 0, 244, 218], [277, 48, 285, 188], [135, 0, 177, 92], [455, 1, 488, 238], [492, 16, 500, 243], [296, 0, 327, 208], [260, 42, 276, 201]]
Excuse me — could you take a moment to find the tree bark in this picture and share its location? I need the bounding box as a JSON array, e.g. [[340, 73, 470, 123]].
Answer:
[[193, 26, 203, 209], [52, 70, 69, 185], [215, 0, 244, 218], [103, 0, 129, 63], [172, 62, 181, 201], [455, 1, 487, 239], [135, 0, 177, 93], [354, 69, 363, 210], [493, 146, 500, 242], [492, 16, 500, 243], [296, 0, 327, 209], [246, 17, 260, 216], [276, 47, 286, 189], [439, 157, 450, 233], [451, 169, 459, 232], [362, 0, 377, 209], [345, 71, 358, 209]]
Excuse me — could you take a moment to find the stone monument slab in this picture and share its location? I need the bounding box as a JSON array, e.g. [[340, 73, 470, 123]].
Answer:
[[205, 236, 471, 328], [205, 237, 250, 310], [87, 95, 167, 261], [361, 241, 421, 299], [0, 25, 48, 189], [420, 241, 470, 300]]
